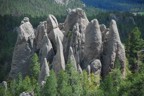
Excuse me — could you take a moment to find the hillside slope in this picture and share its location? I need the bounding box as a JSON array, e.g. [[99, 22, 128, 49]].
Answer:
[[0, 0, 82, 16]]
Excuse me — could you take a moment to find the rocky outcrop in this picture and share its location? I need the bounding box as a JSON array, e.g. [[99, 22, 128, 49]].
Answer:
[[38, 58, 50, 84], [71, 23, 81, 64], [9, 17, 35, 79], [39, 33, 54, 64], [48, 15, 64, 52], [102, 20, 126, 78], [64, 8, 89, 32], [84, 19, 102, 68], [36, 21, 47, 50], [64, 9, 89, 64], [52, 37, 65, 74], [100, 24, 109, 42], [90, 59, 101, 75], [9, 8, 126, 81], [47, 15, 59, 34]]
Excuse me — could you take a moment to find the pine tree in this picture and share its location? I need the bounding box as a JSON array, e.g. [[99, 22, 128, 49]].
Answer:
[[57, 70, 72, 96], [66, 64, 82, 96], [42, 70, 57, 96], [100, 69, 122, 96], [30, 53, 40, 80], [126, 27, 144, 72], [81, 70, 90, 96]]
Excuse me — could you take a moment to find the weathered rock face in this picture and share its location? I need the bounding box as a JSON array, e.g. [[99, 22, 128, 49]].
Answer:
[[9, 8, 127, 81], [64, 8, 89, 33], [9, 17, 35, 79], [39, 33, 54, 64], [71, 23, 81, 64], [84, 19, 102, 68], [47, 14, 59, 34], [38, 58, 50, 84], [90, 59, 101, 75], [102, 20, 126, 78], [100, 24, 109, 42], [48, 15, 64, 52], [63, 8, 89, 65], [35, 21, 47, 50], [52, 37, 65, 74]]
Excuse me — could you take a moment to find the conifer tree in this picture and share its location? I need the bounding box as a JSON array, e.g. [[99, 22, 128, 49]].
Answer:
[[126, 27, 144, 72], [30, 53, 40, 80], [66, 64, 82, 96], [57, 70, 72, 96], [42, 70, 57, 96]]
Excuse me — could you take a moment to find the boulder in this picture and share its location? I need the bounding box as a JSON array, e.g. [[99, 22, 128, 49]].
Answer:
[[52, 37, 65, 74], [90, 59, 101, 75], [102, 20, 126, 78], [9, 17, 35, 79], [19, 92, 34, 96], [38, 58, 50, 84], [84, 19, 102, 67]]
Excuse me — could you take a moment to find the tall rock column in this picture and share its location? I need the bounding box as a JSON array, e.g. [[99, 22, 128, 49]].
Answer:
[[9, 17, 35, 79], [48, 14, 64, 52], [102, 20, 126, 78], [63, 8, 89, 65], [52, 37, 65, 74], [84, 19, 102, 68]]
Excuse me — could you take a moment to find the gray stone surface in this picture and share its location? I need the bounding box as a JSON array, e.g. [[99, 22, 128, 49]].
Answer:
[[35, 21, 47, 50], [84, 19, 102, 67], [64, 8, 89, 67], [90, 59, 102, 75], [48, 15, 64, 52], [64, 8, 89, 33], [38, 58, 50, 84], [9, 17, 35, 79], [9, 10, 127, 81], [52, 37, 65, 74], [102, 20, 126, 78], [47, 14, 59, 34], [39, 33, 54, 64]]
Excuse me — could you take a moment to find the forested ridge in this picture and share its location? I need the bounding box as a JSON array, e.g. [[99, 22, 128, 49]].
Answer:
[[82, 0, 144, 11], [0, 0, 144, 96]]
